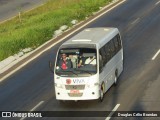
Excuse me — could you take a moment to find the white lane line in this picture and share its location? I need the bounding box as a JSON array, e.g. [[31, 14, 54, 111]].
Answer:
[[152, 49, 160, 60], [30, 101, 44, 111], [155, 1, 160, 5], [131, 18, 140, 25], [105, 104, 120, 120], [0, 0, 126, 82], [20, 101, 44, 120]]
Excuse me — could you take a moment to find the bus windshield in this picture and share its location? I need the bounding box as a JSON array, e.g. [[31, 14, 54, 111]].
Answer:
[[55, 48, 97, 77]]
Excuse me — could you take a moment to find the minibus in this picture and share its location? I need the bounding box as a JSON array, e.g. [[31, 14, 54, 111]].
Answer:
[[53, 27, 123, 101]]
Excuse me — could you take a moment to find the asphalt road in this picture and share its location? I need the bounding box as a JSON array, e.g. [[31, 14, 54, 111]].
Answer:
[[0, 0, 160, 120], [0, 0, 47, 22]]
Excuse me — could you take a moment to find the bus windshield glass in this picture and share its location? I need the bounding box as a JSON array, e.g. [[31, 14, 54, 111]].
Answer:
[[55, 48, 97, 77]]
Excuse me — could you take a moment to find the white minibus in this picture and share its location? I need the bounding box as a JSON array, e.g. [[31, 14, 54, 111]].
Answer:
[[53, 27, 123, 101]]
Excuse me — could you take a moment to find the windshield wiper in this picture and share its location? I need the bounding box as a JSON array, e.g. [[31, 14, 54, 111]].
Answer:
[[60, 70, 78, 76], [74, 69, 92, 75]]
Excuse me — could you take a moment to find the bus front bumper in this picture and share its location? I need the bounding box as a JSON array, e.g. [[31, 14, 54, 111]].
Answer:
[[55, 86, 100, 100]]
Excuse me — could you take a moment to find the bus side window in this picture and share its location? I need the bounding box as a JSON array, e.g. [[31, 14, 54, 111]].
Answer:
[[100, 47, 106, 65], [113, 36, 119, 53], [108, 40, 116, 57], [104, 43, 111, 62], [117, 34, 122, 50]]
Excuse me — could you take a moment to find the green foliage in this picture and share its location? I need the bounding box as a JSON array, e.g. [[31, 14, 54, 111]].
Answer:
[[0, 0, 112, 61]]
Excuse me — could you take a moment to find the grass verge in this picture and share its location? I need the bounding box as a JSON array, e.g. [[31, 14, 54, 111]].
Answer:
[[0, 0, 112, 61]]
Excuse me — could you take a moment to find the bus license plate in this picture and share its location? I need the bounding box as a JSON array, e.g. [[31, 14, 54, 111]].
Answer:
[[70, 90, 80, 94]]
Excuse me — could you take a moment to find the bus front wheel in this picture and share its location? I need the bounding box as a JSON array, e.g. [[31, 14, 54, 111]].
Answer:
[[114, 69, 118, 85], [99, 82, 105, 102]]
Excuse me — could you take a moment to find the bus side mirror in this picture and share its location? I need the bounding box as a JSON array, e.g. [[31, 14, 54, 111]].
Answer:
[[49, 61, 54, 74]]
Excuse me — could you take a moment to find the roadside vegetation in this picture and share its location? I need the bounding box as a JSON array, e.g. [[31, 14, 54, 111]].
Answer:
[[0, 0, 112, 61]]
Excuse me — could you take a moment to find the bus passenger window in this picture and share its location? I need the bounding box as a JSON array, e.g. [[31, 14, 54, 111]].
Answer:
[[104, 44, 111, 62], [113, 37, 119, 52], [117, 34, 122, 49], [109, 40, 116, 56], [100, 47, 106, 65]]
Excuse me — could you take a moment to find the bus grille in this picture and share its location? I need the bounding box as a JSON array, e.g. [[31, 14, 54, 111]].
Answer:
[[65, 85, 85, 90], [68, 93, 83, 97]]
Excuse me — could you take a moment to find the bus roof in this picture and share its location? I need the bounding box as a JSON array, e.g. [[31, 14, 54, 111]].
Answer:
[[62, 27, 119, 48]]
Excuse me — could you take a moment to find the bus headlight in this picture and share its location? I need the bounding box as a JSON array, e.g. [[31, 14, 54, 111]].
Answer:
[[55, 83, 63, 88]]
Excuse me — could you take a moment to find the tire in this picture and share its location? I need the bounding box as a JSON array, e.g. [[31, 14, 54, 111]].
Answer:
[[99, 82, 105, 102], [114, 69, 118, 85], [114, 76, 117, 85]]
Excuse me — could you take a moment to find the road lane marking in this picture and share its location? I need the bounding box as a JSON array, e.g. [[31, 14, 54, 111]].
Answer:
[[131, 18, 140, 25], [30, 101, 44, 111], [155, 1, 160, 5], [152, 49, 160, 60], [0, 0, 126, 82], [20, 101, 44, 120], [105, 104, 120, 120]]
